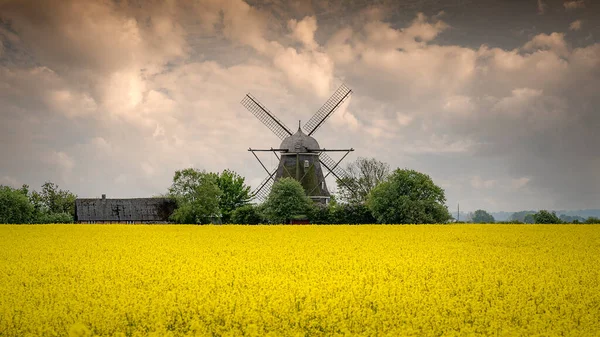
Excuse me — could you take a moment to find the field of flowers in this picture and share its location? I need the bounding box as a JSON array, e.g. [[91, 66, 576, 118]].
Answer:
[[0, 225, 599, 336]]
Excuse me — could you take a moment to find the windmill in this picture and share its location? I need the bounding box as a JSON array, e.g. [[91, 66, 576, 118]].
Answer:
[[241, 84, 355, 204]]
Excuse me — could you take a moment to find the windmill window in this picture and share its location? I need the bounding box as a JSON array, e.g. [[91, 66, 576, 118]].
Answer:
[[304, 160, 309, 168]]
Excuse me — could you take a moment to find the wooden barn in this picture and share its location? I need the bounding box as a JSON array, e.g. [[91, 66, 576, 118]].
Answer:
[[75, 195, 176, 224]]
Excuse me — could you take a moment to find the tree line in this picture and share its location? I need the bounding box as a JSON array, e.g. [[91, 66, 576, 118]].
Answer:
[[167, 158, 452, 224], [465, 209, 600, 224], [0, 183, 76, 223], [3, 156, 596, 224]]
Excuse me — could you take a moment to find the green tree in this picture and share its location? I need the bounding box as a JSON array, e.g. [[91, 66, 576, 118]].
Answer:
[[330, 203, 376, 224], [471, 209, 495, 223], [337, 157, 390, 204], [262, 178, 313, 224], [523, 213, 535, 224], [215, 169, 251, 223], [510, 211, 536, 223], [0, 185, 34, 223], [367, 169, 451, 224], [585, 216, 600, 224], [168, 168, 222, 224], [230, 204, 264, 224], [533, 210, 562, 224], [35, 182, 77, 218]]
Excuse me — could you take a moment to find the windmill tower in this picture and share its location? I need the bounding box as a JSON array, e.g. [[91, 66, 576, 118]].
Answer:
[[241, 84, 355, 203]]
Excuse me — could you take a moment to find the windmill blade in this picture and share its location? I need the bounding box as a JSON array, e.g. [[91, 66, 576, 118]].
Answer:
[[319, 152, 350, 181], [319, 152, 357, 195], [251, 174, 274, 202], [241, 94, 292, 140], [303, 84, 352, 136]]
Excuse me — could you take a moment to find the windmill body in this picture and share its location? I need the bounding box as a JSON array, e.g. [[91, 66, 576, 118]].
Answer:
[[276, 127, 330, 203], [241, 84, 355, 203]]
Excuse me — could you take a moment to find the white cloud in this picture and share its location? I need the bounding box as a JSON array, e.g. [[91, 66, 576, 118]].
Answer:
[[511, 177, 530, 189], [569, 20, 583, 31], [564, 1, 586, 10], [471, 176, 496, 189], [44, 151, 75, 174], [288, 16, 318, 50], [523, 32, 569, 57], [537, 0, 547, 14], [396, 113, 414, 127], [0, 176, 20, 187]]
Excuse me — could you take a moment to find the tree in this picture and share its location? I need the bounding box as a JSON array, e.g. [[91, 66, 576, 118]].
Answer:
[[330, 203, 376, 224], [0, 185, 34, 223], [585, 217, 600, 224], [523, 213, 535, 224], [37, 182, 77, 218], [231, 204, 264, 224], [471, 209, 495, 223], [337, 157, 390, 204], [533, 210, 562, 224], [215, 169, 251, 223], [367, 169, 451, 224], [509, 211, 536, 223], [168, 168, 222, 224], [262, 178, 313, 224]]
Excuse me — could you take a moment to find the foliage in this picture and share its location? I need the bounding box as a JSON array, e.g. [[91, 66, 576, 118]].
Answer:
[[168, 168, 222, 224], [471, 209, 495, 223], [0, 185, 34, 223], [214, 169, 251, 224], [230, 204, 264, 225], [0, 183, 76, 224], [510, 211, 536, 223], [307, 204, 332, 224], [262, 178, 313, 224], [337, 157, 390, 204], [1, 225, 600, 336], [330, 203, 376, 224], [367, 169, 451, 224], [37, 182, 77, 217], [32, 212, 74, 224], [585, 216, 600, 224], [523, 213, 535, 224], [533, 210, 562, 224], [559, 214, 586, 223]]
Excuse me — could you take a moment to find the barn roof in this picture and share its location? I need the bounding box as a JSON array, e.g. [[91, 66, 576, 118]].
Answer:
[[75, 197, 176, 222]]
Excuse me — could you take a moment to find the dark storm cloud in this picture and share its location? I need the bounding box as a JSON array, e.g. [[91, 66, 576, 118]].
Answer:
[[0, 0, 599, 211]]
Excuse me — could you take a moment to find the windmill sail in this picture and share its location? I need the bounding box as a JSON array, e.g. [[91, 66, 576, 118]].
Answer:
[[251, 171, 275, 202], [319, 152, 350, 181], [241, 94, 292, 140], [303, 84, 352, 136]]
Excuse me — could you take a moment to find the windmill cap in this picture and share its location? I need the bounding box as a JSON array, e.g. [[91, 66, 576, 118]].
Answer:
[[280, 127, 320, 153]]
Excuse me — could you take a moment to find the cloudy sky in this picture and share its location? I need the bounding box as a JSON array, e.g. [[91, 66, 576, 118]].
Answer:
[[1, 0, 598, 212]]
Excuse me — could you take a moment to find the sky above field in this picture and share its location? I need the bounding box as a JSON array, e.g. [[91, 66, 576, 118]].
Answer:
[[0, 0, 599, 212]]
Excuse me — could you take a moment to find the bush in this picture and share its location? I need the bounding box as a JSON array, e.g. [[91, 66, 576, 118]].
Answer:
[[533, 210, 562, 224], [330, 203, 376, 224], [33, 212, 74, 224], [231, 205, 264, 225], [368, 169, 451, 224]]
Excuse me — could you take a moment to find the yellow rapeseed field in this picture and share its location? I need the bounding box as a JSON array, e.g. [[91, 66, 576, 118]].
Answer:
[[0, 225, 599, 336]]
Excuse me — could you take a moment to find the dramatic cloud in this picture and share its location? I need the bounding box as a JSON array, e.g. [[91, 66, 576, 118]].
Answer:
[[564, 1, 586, 10], [569, 20, 583, 31], [537, 0, 547, 14], [1, 0, 599, 212]]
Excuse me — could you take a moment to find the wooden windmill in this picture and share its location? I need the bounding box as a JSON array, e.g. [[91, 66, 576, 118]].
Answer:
[[241, 84, 355, 203]]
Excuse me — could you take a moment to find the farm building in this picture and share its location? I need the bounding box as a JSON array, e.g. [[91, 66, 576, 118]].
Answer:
[[75, 195, 176, 224]]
